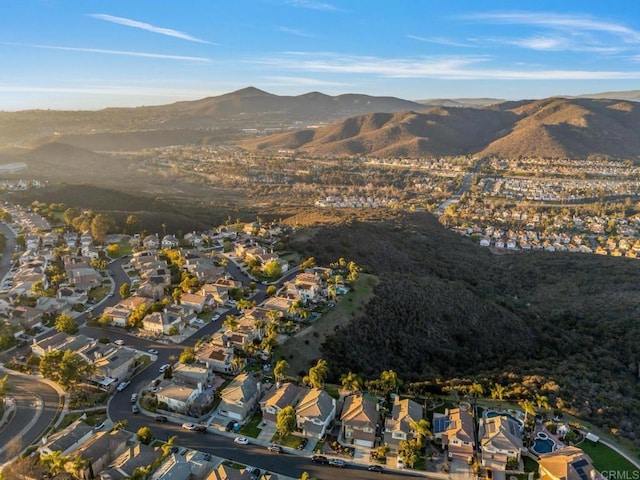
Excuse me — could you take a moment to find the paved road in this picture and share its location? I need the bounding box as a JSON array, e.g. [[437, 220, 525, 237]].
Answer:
[[0, 371, 61, 463]]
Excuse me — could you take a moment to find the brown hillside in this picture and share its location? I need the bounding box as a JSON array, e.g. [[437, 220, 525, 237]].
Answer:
[[238, 97, 640, 159]]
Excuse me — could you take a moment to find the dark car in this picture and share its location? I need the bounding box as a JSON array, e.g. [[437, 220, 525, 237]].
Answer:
[[311, 455, 329, 464], [155, 415, 168, 423], [297, 438, 309, 450], [225, 420, 236, 432], [194, 425, 207, 434], [368, 465, 384, 473]]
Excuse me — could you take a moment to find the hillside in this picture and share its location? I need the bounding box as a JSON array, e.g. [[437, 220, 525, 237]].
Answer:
[[0, 87, 424, 146], [285, 210, 640, 447], [238, 97, 640, 159]]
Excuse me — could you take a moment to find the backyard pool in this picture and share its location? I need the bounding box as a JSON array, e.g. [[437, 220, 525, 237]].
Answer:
[[532, 438, 556, 455], [486, 411, 524, 427]]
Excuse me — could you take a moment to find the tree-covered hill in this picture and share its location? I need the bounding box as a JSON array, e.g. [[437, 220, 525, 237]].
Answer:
[[289, 210, 640, 447]]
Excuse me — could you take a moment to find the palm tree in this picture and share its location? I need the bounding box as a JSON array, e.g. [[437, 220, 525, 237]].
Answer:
[[274, 360, 289, 382], [469, 382, 484, 398], [490, 383, 506, 402], [340, 371, 363, 393], [66, 453, 88, 479], [306, 359, 329, 388], [39, 450, 69, 475], [518, 399, 536, 425], [254, 320, 266, 340], [409, 418, 432, 447], [222, 314, 239, 332], [266, 309, 280, 323], [535, 393, 550, 411]]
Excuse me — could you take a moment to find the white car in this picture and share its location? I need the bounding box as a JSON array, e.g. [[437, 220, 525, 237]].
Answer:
[[159, 364, 170, 373], [212, 314, 220, 321], [116, 381, 129, 392], [182, 423, 197, 430], [193, 318, 204, 325], [114, 339, 125, 346], [234, 436, 249, 445], [148, 349, 159, 355]]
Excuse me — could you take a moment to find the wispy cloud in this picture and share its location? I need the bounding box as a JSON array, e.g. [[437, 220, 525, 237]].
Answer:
[[88, 13, 213, 44], [258, 52, 640, 80], [277, 26, 313, 37], [263, 75, 348, 87], [507, 35, 622, 53], [465, 12, 640, 43], [5, 43, 210, 62], [284, 0, 337, 11], [406, 34, 478, 48]]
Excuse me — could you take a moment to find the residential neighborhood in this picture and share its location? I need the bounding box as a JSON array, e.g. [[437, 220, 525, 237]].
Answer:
[[0, 200, 636, 480]]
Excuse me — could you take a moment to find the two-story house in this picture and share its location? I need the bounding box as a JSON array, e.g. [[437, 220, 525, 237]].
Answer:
[[341, 393, 379, 448]]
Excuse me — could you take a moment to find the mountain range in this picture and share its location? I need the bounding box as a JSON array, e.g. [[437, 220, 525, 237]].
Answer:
[[1, 87, 640, 160], [238, 96, 640, 159]]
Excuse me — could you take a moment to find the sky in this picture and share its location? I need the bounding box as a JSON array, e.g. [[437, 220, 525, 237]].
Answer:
[[2, 0, 640, 110]]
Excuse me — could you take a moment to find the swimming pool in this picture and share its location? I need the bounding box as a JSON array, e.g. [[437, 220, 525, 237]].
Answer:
[[532, 438, 555, 455], [486, 411, 522, 425]]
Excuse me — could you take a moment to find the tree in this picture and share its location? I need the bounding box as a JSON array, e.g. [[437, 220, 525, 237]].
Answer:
[[136, 426, 153, 445], [40, 350, 94, 388], [119, 282, 131, 299], [379, 370, 400, 396], [299, 473, 316, 480], [274, 360, 289, 382], [490, 383, 506, 401], [535, 393, 551, 411], [66, 454, 88, 479], [55, 312, 79, 334], [299, 257, 316, 270], [276, 405, 296, 437], [398, 438, 421, 468], [260, 333, 278, 355], [303, 359, 329, 388], [341, 371, 363, 393], [90, 213, 116, 243], [39, 450, 69, 475], [266, 285, 277, 296], [0, 375, 11, 403], [263, 260, 282, 280], [125, 215, 141, 235], [31, 280, 46, 297], [179, 347, 196, 364], [518, 399, 536, 424], [409, 418, 432, 447], [222, 314, 239, 332]]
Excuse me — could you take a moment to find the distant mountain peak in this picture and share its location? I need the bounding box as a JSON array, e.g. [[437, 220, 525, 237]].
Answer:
[[229, 86, 273, 97]]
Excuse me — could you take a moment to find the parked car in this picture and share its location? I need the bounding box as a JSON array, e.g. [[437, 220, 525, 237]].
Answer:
[[148, 349, 159, 355], [130, 393, 138, 403], [182, 423, 197, 430], [114, 339, 125, 346], [225, 420, 237, 432], [368, 465, 384, 473], [397, 458, 404, 469], [329, 459, 346, 468], [131, 404, 140, 414], [148, 386, 160, 393], [194, 425, 207, 434], [155, 416, 168, 423], [234, 436, 249, 445], [93, 422, 105, 430], [212, 314, 221, 321], [296, 438, 308, 450], [116, 381, 129, 392], [267, 444, 283, 453], [311, 455, 329, 464], [159, 363, 170, 373]]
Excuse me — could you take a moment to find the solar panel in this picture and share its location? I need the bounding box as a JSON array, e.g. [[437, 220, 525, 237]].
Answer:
[[572, 459, 589, 468]]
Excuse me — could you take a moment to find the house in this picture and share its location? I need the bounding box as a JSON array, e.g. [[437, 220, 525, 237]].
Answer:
[[199, 284, 229, 305], [101, 304, 132, 327], [172, 362, 213, 388], [180, 292, 209, 313], [71, 267, 102, 290], [152, 451, 212, 480], [137, 277, 167, 301], [197, 338, 235, 374], [75, 429, 132, 479], [10, 305, 44, 330], [538, 446, 603, 480], [102, 442, 162, 479], [142, 311, 184, 336], [142, 234, 160, 250], [92, 346, 137, 382], [156, 382, 213, 415], [260, 382, 301, 425], [295, 388, 336, 439], [38, 419, 95, 456], [384, 395, 424, 452], [218, 373, 260, 422], [433, 407, 475, 461], [161, 234, 179, 249], [57, 286, 89, 305], [341, 394, 379, 448], [479, 415, 523, 471]]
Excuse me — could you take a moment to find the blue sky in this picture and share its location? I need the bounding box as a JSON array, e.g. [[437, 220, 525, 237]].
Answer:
[[2, 0, 640, 110]]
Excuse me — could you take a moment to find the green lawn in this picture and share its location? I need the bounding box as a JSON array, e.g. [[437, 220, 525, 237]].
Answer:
[[577, 440, 639, 475], [271, 432, 304, 449], [239, 411, 263, 438]]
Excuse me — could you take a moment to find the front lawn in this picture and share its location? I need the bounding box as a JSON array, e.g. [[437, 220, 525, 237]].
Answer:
[[271, 432, 304, 449], [577, 440, 638, 475], [239, 411, 263, 438]]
